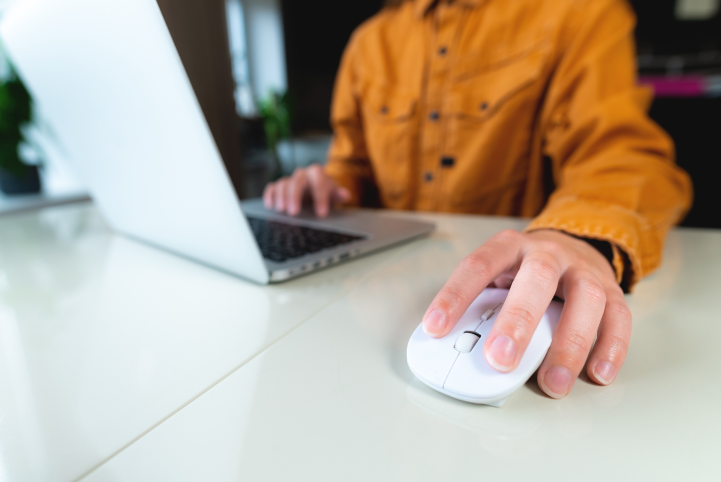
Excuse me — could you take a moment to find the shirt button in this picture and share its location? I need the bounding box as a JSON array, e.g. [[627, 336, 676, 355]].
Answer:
[[479, 102, 489, 111], [424, 172, 433, 182], [380, 105, 389, 115], [438, 46, 448, 56], [440, 157, 455, 167], [429, 111, 439, 121]]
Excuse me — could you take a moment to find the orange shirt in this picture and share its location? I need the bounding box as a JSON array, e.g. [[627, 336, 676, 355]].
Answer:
[[324, 0, 692, 288]]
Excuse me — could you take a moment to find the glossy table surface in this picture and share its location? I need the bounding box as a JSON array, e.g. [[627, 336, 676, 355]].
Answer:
[[1, 203, 720, 481]]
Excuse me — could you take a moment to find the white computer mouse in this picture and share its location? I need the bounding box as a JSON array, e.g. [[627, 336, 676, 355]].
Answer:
[[407, 288, 562, 407]]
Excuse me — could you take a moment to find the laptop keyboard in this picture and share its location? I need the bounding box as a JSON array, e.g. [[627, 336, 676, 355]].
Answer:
[[247, 217, 365, 263]]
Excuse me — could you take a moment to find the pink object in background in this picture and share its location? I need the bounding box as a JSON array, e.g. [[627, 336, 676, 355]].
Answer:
[[639, 76, 706, 97]]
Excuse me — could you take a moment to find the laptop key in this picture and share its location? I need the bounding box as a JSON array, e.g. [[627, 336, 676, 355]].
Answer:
[[247, 217, 365, 263]]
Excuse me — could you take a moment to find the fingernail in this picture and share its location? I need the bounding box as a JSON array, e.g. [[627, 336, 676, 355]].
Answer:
[[289, 202, 297, 214], [486, 335, 517, 371], [593, 361, 615, 385], [542, 366, 573, 398], [422, 309, 446, 337]]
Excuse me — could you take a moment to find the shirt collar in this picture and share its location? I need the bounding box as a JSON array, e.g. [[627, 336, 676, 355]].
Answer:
[[413, 0, 486, 18]]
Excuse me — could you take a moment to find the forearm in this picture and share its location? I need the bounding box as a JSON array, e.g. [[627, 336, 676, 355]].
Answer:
[[532, 85, 692, 285], [528, 0, 692, 289]]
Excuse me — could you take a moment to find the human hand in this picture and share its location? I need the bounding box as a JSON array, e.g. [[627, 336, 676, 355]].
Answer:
[[422, 229, 631, 399], [262, 164, 350, 217]]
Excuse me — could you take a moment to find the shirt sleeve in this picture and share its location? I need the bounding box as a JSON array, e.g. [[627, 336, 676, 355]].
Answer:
[[525, 0, 693, 289], [323, 32, 378, 207]]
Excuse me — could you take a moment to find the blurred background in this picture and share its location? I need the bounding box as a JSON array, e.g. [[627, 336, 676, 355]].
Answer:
[[0, 0, 718, 228]]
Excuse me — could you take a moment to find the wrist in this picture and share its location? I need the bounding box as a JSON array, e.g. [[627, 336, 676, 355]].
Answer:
[[527, 229, 628, 292]]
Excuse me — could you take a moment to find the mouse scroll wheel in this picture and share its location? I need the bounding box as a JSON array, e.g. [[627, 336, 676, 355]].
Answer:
[[454, 331, 481, 353]]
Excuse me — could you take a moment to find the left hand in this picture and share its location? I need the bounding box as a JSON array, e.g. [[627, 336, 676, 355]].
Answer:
[[422, 229, 631, 399]]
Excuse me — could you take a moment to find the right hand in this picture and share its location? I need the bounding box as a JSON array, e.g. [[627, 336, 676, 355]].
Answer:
[[422, 229, 631, 399], [262, 164, 350, 218]]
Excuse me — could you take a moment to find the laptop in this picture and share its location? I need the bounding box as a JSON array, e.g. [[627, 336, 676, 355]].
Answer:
[[0, 0, 433, 284]]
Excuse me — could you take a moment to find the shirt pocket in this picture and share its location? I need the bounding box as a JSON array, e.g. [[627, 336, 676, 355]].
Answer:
[[362, 86, 417, 124], [360, 86, 417, 206], [449, 43, 548, 122]]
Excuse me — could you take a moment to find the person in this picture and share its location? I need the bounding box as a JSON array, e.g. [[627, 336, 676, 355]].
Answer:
[[263, 0, 692, 399]]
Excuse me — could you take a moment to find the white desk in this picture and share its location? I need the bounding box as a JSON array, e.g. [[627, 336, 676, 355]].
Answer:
[[0, 189, 88, 215], [1, 203, 720, 481]]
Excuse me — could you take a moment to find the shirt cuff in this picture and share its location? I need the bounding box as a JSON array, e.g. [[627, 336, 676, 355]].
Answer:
[[524, 196, 661, 291], [573, 236, 631, 293]]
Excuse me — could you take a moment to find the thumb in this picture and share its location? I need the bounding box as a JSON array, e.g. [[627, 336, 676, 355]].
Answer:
[[333, 186, 351, 203]]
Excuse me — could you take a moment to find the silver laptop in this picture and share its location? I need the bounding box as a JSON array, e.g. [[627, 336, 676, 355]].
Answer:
[[0, 0, 433, 284]]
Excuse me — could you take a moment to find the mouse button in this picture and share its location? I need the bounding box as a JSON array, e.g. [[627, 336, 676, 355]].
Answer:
[[544, 300, 563, 332], [513, 311, 557, 374], [407, 323, 462, 388], [454, 306, 484, 334], [445, 350, 523, 400], [476, 288, 510, 309], [475, 313, 497, 337]]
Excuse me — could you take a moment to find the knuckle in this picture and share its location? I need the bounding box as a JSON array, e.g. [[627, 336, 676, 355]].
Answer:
[[574, 278, 606, 306], [601, 331, 630, 356], [494, 229, 520, 244], [535, 240, 564, 258], [606, 300, 632, 327], [291, 172, 306, 185], [293, 173, 308, 186], [525, 256, 559, 284], [458, 253, 492, 279], [436, 285, 466, 314], [560, 330, 593, 356], [502, 305, 537, 330]]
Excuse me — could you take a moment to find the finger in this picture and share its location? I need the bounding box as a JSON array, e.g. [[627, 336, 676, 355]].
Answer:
[[332, 186, 351, 203], [287, 169, 308, 216], [263, 183, 275, 209], [537, 271, 606, 398], [484, 251, 561, 372], [491, 272, 514, 289], [422, 230, 523, 338], [306, 165, 331, 217], [586, 285, 631, 386], [273, 178, 289, 212]]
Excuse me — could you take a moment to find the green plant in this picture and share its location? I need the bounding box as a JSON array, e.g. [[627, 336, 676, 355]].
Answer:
[[0, 69, 33, 176], [258, 90, 292, 180]]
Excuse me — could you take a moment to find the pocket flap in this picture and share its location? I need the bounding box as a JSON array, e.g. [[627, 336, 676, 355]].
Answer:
[[450, 47, 547, 121], [362, 87, 417, 123]]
